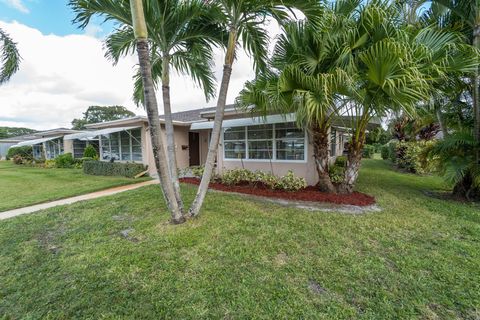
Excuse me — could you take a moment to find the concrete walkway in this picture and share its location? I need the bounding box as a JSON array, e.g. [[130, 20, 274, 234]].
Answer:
[[0, 180, 158, 221]]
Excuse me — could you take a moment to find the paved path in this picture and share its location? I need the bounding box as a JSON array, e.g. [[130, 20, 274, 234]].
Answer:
[[0, 180, 158, 221]]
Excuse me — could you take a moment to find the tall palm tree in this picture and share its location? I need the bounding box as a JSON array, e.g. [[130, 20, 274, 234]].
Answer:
[[0, 28, 20, 84], [70, 0, 224, 214], [188, 0, 321, 217]]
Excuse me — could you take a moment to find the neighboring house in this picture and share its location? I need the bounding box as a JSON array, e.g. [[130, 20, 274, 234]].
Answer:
[[5, 128, 83, 160], [5, 106, 379, 185]]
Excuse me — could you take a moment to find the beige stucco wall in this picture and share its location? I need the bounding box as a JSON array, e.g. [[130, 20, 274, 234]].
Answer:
[[64, 139, 73, 154]]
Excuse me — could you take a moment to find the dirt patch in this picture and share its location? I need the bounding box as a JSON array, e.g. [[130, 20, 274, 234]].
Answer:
[[180, 178, 375, 207], [119, 228, 139, 243], [308, 280, 327, 295]]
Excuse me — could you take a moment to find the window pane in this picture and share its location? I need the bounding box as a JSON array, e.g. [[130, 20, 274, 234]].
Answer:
[[120, 131, 131, 161], [275, 123, 304, 139], [73, 140, 87, 159], [100, 135, 110, 160], [247, 124, 273, 140], [224, 127, 245, 140], [110, 133, 120, 160], [248, 140, 273, 159], [276, 139, 305, 160], [224, 141, 245, 159]]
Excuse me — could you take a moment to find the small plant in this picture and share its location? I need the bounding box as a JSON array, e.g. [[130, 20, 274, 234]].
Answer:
[[12, 155, 24, 165], [276, 170, 307, 191], [221, 168, 256, 186], [83, 145, 97, 158], [190, 166, 204, 178], [329, 165, 345, 184], [254, 171, 278, 189], [54, 153, 75, 168], [44, 160, 56, 168], [334, 156, 347, 168]]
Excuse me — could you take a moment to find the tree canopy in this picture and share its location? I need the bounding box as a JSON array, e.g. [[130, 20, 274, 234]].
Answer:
[[0, 127, 37, 139], [71, 105, 136, 129]]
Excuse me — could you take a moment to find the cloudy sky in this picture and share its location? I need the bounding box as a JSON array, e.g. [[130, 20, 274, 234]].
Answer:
[[0, 0, 278, 130]]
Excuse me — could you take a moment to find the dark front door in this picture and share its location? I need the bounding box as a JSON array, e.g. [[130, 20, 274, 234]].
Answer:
[[189, 132, 200, 166]]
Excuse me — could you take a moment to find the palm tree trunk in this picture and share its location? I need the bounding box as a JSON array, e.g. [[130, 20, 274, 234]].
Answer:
[[189, 30, 237, 217], [473, 23, 480, 166], [161, 55, 184, 213], [338, 138, 363, 194], [130, 0, 184, 224], [435, 107, 448, 138], [311, 124, 336, 193]]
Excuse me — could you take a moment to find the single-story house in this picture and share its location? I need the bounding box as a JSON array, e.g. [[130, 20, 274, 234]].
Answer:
[[63, 106, 378, 185], [6, 106, 379, 185], [1, 128, 81, 160]]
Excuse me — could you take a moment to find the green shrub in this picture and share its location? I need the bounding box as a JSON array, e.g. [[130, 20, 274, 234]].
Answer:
[[54, 153, 75, 168], [12, 155, 24, 165], [254, 171, 278, 189], [388, 142, 397, 162], [190, 166, 204, 178], [328, 165, 345, 184], [83, 145, 97, 158], [44, 159, 56, 168], [276, 170, 307, 191], [394, 141, 438, 174], [83, 160, 147, 178], [362, 145, 375, 158], [334, 156, 347, 168], [380, 144, 389, 160], [372, 143, 382, 153], [7, 146, 33, 161], [221, 168, 256, 186]]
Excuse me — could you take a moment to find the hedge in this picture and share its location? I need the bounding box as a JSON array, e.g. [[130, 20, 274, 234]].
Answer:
[[362, 145, 375, 158], [83, 161, 147, 178]]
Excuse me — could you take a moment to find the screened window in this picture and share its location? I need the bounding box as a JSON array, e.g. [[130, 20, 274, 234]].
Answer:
[[100, 129, 142, 162], [44, 138, 64, 159], [33, 145, 43, 159], [223, 122, 305, 161], [73, 140, 87, 159]]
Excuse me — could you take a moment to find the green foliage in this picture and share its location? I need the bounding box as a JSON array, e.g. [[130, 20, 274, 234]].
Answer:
[[334, 156, 347, 168], [71, 106, 135, 129], [380, 144, 390, 160], [388, 142, 397, 162], [220, 168, 306, 191], [328, 165, 345, 184], [366, 127, 392, 145], [190, 166, 204, 178], [83, 160, 147, 178], [44, 160, 56, 169], [83, 145, 98, 158], [394, 141, 438, 174], [0, 126, 36, 139], [362, 145, 375, 159], [0, 28, 21, 85], [6, 146, 33, 161], [12, 155, 24, 165], [54, 153, 76, 168]]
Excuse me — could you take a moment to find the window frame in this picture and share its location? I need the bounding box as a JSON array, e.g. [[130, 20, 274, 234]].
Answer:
[[222, 123, 307, 163]]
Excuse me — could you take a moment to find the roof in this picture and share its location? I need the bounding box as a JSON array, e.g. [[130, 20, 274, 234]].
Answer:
[[159, 106, 217, 123]]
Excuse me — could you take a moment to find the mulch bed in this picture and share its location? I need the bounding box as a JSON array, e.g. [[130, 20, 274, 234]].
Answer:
[[180, 177, 375, 206]]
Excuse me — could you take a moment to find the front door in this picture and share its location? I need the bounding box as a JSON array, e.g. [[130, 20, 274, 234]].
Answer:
[[189, 132, 200, 166]]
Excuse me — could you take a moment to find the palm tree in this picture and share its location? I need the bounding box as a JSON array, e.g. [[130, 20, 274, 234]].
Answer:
[[0, 28, 20, 84], [73, 0, 184, 223], [70, 0, 223, 214], [188, 0, 321, 217]]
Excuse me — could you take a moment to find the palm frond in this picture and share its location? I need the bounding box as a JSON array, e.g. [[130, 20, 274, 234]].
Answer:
[[0, 28, 21, 84]]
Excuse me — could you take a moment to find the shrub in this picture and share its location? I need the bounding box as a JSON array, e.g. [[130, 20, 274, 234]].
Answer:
[[394, 141, 438, 174], [380, 144, 389, 160], [362, 145, 375, 158], [83, 145, 97, 158], [221, 168, 256, 186], [190, 166, 204, 178], [254, 171, 278, 189], [276, 170, 307, 191], [44, 159, 56, 168], [334, 156, 347, 168], [7, 146, 33, 161], [388, 142, 397, 162], [54, 153, 75, 168], [83, 160, 147, 178], [12, 155, 24, 165], [372, 143, 382, 153], [328, 165, 345, 184]]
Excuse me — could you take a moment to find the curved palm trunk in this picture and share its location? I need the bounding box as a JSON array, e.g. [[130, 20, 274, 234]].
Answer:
[[189, 30, 237, 217], [130, 0, 184, 224], [311, 124, 336, 193], [473, 22, 480, 166], [338, 138, 364, 194], [161, 56, 184, 213]]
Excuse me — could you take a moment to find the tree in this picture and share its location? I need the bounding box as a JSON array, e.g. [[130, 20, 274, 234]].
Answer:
[[70, 0, 222, 213], [0, 127, 36, 139], [188, 0, 321, 217], [71, 105, 135, 129], [0, 28, 20, 84]]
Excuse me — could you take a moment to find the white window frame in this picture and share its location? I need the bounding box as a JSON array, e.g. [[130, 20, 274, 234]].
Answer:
[[222, 123, 308, 163], [99, 129, 143, 163]]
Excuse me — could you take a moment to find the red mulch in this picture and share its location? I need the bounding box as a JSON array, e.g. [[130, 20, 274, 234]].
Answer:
[[180, 177, 375, 206]]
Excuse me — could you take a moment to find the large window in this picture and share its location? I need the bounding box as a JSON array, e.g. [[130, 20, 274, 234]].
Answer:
[[73, 140, 87, 159], [100, 129, 143, 162], [45, 138, 64, 159], [223, 122, 305, 161]]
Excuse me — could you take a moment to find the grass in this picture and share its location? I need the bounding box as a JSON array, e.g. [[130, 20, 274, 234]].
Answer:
[[0, 159, 479, 319], [0, 161, 149, 211]]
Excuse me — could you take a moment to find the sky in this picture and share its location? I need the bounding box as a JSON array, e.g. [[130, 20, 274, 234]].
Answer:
[[0, 0, 271, 130]]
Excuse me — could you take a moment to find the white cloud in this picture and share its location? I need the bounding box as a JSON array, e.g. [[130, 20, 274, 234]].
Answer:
[[1, 0, 29, 13], [0, 20, 280, 130]]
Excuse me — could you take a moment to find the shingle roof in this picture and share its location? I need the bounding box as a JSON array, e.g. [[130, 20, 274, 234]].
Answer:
[[159, 104, 236, 123]]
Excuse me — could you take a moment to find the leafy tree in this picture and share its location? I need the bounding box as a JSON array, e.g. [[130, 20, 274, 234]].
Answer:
[[71, 105, 135, 129], [0, 127, 36, 139], [189, 0, 321, 217], [0, 28, 20, 84]]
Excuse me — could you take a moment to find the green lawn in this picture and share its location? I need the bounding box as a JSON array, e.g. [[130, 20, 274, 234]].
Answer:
[[0, 161, 149, 211], [0, 160, 479, 319]]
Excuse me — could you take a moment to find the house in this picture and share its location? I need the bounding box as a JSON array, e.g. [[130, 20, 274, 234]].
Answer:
[[2, 128, 81, 160], [61, 105, 378, 185]]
